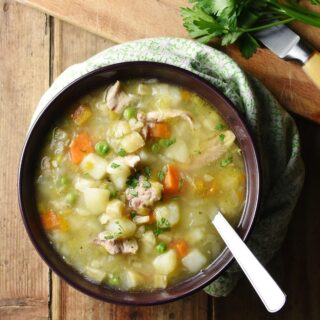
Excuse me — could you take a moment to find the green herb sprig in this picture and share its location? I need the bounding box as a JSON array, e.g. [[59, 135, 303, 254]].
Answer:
[[181, 0, 320, 58]]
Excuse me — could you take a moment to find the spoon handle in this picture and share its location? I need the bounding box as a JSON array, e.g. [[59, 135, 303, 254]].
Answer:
[[212, 212, 286, 313]]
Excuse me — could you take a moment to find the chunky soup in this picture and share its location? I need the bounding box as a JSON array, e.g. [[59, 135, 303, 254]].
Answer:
[[35, 79, 246, 290]]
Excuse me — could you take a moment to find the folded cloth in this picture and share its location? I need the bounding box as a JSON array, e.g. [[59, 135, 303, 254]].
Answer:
[[33, 38, 304, 297]]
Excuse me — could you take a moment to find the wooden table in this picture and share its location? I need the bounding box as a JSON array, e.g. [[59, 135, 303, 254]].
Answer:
[[1, 1, 320, 319]]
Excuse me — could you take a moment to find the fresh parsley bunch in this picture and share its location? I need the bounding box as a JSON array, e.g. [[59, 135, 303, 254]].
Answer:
[[181, 0, 320, 58]]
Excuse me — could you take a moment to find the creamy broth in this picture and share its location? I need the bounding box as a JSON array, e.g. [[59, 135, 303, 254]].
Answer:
[[35, 79, 246, 290]]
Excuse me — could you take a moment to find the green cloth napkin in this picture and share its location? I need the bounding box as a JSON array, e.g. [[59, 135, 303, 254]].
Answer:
[[34, 38, 304, 297]]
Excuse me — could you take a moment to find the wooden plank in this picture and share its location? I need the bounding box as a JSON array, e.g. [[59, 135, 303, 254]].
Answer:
[[49, 20, 210, 320], [213, 118, 320, 319], [17, 0, 320, 123], [225, 42, 320, 123], [0, 1, 50, 319], [17, 0, 188, 43]]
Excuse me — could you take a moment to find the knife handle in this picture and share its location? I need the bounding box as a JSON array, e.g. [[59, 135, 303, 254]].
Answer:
[[303, 51, 320, 89]]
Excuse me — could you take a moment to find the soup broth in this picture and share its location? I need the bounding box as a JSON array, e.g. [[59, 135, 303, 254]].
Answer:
[[35, 79, 246, 290]]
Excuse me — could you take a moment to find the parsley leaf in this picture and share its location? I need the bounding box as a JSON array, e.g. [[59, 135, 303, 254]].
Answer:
[[220, 156, 233, 167], [159, 138, 176, 148], [219, 133, 225, 144], [152, 138, 176, 153], [130, 190, 138, 197], [110, 162, 120, 169], [144, 166, 151, 178], [238, 33, 260, 59], [126, 175, 139, 189], [157, 170, 166, 182], [117, 148, 127, 157], [215, 123, 226, 130], [143, 180, 151, 189]]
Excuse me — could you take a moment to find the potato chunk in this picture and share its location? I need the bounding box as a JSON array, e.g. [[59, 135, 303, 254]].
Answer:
[[83, 188, 110, 215], [120, 131, 145, 153], [105, 218, 137, 239], [182, 249, 207, 273], [84, 266, 106, 283], [106, 199, 125, 218], [164, 140, 190, 164], [80, 153, 108, 180], [123, 270, 142, 289], [153, 249, 177, 275], [154, 202, 180, 227], [106, 162, 131, 190]]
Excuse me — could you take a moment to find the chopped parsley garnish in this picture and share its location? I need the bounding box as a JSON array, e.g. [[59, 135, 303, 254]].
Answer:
[[157, 170, 165, 182], [159, 138, 176, 148], [115, 221, 123, 235], [151, 138, 176, 153], [143, 180, 151, 189], [117, 148, 127, 157], [219, 133, 225, 144], [130, 190, 138, 197], [104, 235, 115, 240], [220, 156, 233, 167], [144, 166, 151, 178], [130, 211, 137, 219], [158, 217, 170, 228], [109, 189, 118, 199], [178, 178, 184, 191], [215, 123, 226, 130], [158, 171, 165, 182], [110, 162, 120, 169], [127, 175, 139, 189], [153, 227, 171, 236]]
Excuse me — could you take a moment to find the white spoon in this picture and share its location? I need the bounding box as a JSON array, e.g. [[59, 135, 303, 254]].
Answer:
[[212, 212, 286, 313]]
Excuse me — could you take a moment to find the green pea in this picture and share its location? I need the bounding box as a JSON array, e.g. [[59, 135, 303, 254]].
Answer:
[[59, 175, 69, 185], [156, 242, 167, 254], [65, 191, 77, 205], [123, 107, 137, 120], [95, 141, 110, 156], [109, 274, 121, 286]]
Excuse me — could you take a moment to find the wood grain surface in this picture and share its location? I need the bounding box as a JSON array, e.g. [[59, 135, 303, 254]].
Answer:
[[0, 1, 49, 319], [1, 1, 320, 319], [17, 0, 320, 123]]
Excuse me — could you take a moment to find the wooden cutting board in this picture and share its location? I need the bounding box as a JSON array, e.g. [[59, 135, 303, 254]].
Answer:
[[17, 0, 320, 123]]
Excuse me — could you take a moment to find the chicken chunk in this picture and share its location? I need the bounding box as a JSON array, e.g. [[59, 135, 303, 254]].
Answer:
[[106, 81, 135, 113], [146, 110, 193, 129], [125, 176, 163, 211], [93, 237, 138, 255], [191, 130, 235, 169]]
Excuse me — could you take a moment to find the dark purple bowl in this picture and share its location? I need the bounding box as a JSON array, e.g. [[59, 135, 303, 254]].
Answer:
[[18, 62, 260, 305]]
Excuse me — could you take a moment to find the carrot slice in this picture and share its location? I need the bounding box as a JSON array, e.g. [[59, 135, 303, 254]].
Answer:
[[41, 211, 60, 231], [146, 212, 157, 225], [149, 123, 170, 139], [181, 89, 191, 101], [163, 164, 180, 195], [170, 240, 188, 257], [69, 132, 94, 164]]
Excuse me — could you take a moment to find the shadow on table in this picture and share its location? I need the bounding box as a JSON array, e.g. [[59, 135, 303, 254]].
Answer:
[[214, 117, 320, 320]]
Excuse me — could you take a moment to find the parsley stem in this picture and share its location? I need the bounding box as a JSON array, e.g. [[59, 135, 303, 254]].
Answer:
[[239, 18, 295, 33]]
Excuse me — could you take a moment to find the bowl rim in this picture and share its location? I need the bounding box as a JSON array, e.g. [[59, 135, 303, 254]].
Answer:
[[18, 61, 260, 305]]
